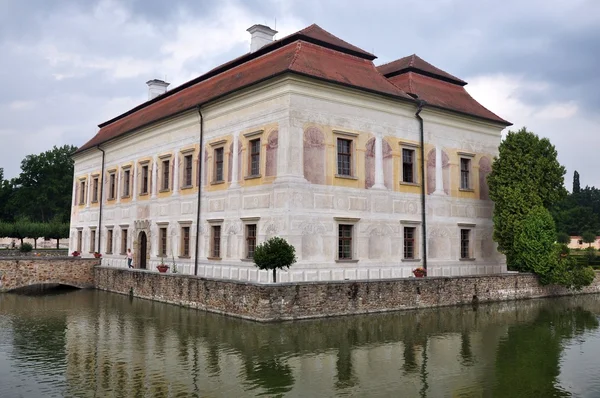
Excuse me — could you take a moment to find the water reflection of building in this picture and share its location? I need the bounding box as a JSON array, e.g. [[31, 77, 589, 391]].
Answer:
[[49, 292, 600, 396]]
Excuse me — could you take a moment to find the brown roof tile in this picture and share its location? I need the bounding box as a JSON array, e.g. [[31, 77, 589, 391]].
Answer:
[[378, 54, 467, 86], [77, 41, 410, 153], [388, 72, 511, 125]]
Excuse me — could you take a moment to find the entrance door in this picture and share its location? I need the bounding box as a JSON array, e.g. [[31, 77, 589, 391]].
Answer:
[[139, 232, 147, 269]]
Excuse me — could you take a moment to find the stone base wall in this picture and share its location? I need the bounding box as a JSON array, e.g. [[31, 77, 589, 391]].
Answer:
[[94, 267, 600, 322], [0, 257, 99, 292]]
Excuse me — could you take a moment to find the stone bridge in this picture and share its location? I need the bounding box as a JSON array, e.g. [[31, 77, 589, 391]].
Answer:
[[0, 257, 98, 292]]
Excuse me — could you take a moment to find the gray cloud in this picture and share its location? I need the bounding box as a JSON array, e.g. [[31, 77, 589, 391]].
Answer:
[[1, 0, 598, 188]]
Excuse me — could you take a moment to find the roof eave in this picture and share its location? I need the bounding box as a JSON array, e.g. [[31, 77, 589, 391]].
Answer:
[[424, 103, 512, 127]]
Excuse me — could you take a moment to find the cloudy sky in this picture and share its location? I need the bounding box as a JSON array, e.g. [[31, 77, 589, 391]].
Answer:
[[1, 0, 599, 188]]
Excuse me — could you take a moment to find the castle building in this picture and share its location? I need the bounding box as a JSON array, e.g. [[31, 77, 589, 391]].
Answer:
[[70, 24, 510, 283]]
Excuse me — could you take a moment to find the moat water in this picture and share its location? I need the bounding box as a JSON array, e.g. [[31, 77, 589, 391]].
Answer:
[[1, 289, 600, 398]]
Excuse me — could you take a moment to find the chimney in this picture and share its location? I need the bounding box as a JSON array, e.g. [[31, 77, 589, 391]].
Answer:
[[146, 79, 170, 100], [247, 24, 278, 53]]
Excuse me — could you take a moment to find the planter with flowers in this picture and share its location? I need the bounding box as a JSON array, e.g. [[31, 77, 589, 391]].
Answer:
[[157, 257, 170, 273], [93, 252, 102, 259], [412, 267, 427, 278], [71, 251, 80, 257]]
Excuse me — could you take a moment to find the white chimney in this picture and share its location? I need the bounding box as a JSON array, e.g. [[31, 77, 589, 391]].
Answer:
[[146, 79, 170, 100], [247, 24, 278, 53]]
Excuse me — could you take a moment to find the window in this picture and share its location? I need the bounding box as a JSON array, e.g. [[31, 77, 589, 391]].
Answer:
[[211, 225, 221, 258], [90, 229, 96, 253], [106, 229, 113, 254], [460, 158, 471, 190], [184, 154, 193, 187], [404, 227, 416, 259], [162, 159, 170, 191], [214, 147, 224, 182], [123, 169, 130, 197], [109, 173, 116, 200], [79, 181, 86, 205], [337, 138, 352, 176], [92, 177, 99, 202], [159, 227, 168, 257], [246, 224, 257, 259], [460, 229, 471, 259], [338, 225, 353, 260], [121, 228, 128, 254], [141, 164, 149, 194], [249, 138, 261, 176], [579, 239, 584, 245], [402, 149, 415, 183], [181, 226, 190, 257], [77, 230, 82, 252]]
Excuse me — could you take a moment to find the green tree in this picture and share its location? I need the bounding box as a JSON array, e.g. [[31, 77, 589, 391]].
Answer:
[[10, 145, 77, 222], [0, 168, 15, 222], [556, 232, 570, 244], [253, 237, 297, 283], [513, 206, 557, 283], [487, 127, 566, 269], [45, 220, 69, 249], [582, 231, 596, 248], [573, 170, 581, 194]]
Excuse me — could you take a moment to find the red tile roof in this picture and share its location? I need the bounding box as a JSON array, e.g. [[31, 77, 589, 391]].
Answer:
[[77, 40, 411, 153], [77, 25, 510, 154], [377, 54, 467, 86], [388, 72, 511, 125]]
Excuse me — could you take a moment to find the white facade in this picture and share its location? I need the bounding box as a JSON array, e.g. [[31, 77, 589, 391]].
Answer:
[[70, 74, 506, 283]]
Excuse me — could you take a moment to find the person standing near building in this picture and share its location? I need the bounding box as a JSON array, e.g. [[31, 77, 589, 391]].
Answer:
[[127, 248, 133, 268]]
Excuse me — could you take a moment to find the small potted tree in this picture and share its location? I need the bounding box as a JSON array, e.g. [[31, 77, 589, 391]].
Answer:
[[253, 236, 297, 283]]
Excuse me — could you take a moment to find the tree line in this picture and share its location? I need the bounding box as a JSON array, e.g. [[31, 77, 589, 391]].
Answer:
[[0, 145, 76, 247], [552, 170, 600, 238]]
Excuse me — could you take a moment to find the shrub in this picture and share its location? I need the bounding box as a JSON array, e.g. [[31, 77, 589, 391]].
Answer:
[[253, 237, 297, 283], [513, 206, 557, 284], [582, 231, 597, 247], [19, 242, 33, 253]]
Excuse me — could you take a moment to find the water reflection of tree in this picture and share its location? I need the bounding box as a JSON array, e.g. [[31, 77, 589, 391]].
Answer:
[[493, 304, 599, 398], [244, 356, 295, 396]]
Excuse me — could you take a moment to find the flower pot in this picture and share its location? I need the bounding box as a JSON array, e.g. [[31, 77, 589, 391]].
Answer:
[[414, 273, 425, 278], [157, 265, 169, 273]]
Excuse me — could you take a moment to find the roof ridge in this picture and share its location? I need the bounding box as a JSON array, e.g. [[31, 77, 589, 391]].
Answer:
[[289, 41, 303, 69]]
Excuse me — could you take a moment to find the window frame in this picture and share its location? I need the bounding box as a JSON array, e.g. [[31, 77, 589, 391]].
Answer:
[[178, 221, 193, 259], [207, 219, 224, 260], [122, 167, 131, 198], [403, 226, 416, 259], [92, 176, 99, 203], [140, 162, 150, 195], [108, 171, 117, 200], [400, 220, 421, 262], [333, 131, 358, 179], [76, 229, 83, 253], [458, 223, 476, 260], [106, 228, 113, 254], [213, 146, 225, 183], [242, 130, 264, 179], [79, 179, 86, 205], [157, 224, 168, 257], [400, 143, 420, 186], [334, 217, 360, 262], [161, 159, 170, 192], [183, 154, 194, 188], [459, 153, 475, 191], [248, 138, 261, 177], [89, 228, 96, 253], [120, 227, 128, 255]]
